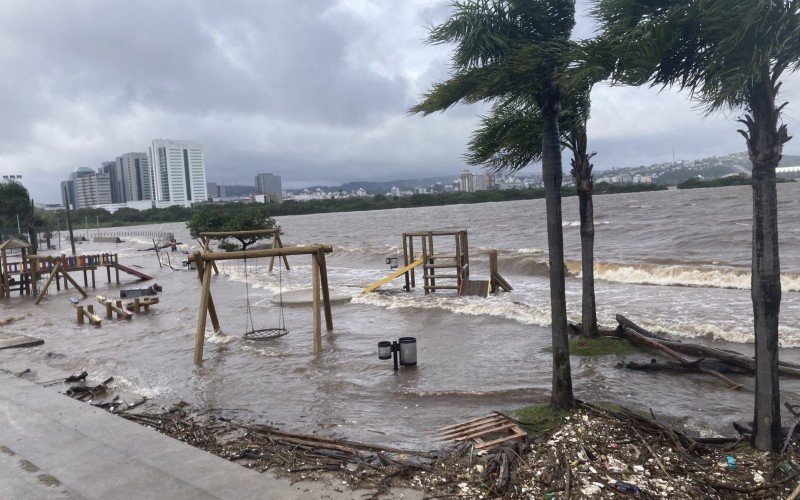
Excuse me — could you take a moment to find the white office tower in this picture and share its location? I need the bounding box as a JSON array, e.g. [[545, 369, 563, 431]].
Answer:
[[148, 139, 207, 207], [116, 153, 152, 201]]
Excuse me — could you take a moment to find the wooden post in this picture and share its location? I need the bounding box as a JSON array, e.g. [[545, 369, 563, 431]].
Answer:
[[114, 254, 120, 284], [82, 268, 88, 287], [1, 249, 8, 299], [312, 253, 322, 354], [58, 265, 87, 298], [76, 306, 84, 325], [35, 263, 61, 304], [489, 250, 498, 294], [455, 233, 463, 288], [91, 268, 96, 289], [105, 300, 113, 319], [427, 232, 436, 292], [421, 236, 429, 295], [461, 231, 470, 279], [316, 249, 333, 331], [408, 235, 416, 288], [133, 298, 141, 313], [30, 254, 38, 296], [402, 234, 410, 291], [194, 259, 220, 332], [194, 261, 213, 365]]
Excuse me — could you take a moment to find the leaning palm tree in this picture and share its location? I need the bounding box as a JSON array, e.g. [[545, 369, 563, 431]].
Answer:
[[467, 89, 599, 338], [411, 0, 577, 409], [593, 0, 800, 451]]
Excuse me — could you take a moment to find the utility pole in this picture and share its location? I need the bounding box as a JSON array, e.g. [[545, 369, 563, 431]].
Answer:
[[63, 186, 76, 255], [15, 213, 21, 235], [57, 219, 61, 250]]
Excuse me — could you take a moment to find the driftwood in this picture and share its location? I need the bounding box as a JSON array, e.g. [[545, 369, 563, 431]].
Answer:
[[616, 315, 800, 377], [614, 319, 743, 389], [621, 358, 747, 374]]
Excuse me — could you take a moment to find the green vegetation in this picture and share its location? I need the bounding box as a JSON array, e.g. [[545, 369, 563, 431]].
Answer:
[[186, 204, 275, 250], [0, 180, 42, 251], [677, 175, 794, 190], [543, 336, 641, 356], [512, 404, 569, 434]]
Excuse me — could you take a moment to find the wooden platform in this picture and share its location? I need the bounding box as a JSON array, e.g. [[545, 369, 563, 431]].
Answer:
[[438, 413, 527, 450], [0, 332, 43, 350]]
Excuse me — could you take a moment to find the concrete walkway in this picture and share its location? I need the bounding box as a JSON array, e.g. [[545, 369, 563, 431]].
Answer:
[[0, 371, 420, 499]]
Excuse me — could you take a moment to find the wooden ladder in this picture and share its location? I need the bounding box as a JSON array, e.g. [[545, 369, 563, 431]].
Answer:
[[421, 231, 469, 294]]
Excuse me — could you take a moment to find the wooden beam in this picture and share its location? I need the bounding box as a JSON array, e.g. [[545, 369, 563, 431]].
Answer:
[[195, 259, 220, 332], [194, 260, 213, 365], [316, 248, 333, 331], [190, 245, 332, 262], [312, 253, 322, 354], [58, 265, 88, 298]]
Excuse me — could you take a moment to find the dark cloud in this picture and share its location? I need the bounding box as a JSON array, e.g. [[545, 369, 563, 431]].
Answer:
[[0, 1, 797, 202]]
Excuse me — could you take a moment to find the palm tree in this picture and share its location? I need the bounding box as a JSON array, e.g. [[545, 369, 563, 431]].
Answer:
[[466, 89, 599, 338], [593, 0, 800, 452], [411, 0, 577, 409]]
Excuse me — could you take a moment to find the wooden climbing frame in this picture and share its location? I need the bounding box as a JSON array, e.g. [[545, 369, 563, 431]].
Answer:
[[188, 244, 334, 365]]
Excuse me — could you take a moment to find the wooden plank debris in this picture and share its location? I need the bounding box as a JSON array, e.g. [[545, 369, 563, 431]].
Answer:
[[438, 413, 527, 450]]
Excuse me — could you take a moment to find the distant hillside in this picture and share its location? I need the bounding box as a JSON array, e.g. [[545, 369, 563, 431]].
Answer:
[[600, 152, 800, 186], [291, 175, 458, 195]]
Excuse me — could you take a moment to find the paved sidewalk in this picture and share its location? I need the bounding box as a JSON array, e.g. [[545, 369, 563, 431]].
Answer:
[[0, 371, 420, 499]]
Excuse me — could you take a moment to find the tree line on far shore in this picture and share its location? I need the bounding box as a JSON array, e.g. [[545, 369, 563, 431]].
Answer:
[[0, 181, 665, 240]]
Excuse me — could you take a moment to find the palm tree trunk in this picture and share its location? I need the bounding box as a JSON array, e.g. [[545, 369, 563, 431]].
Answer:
[[541, 96, 573, 410], [578, 188, 598, 338], [746, 73, 784, 452]]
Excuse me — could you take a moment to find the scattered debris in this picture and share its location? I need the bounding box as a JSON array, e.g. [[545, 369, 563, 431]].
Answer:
[[54, 370, 800, 498]]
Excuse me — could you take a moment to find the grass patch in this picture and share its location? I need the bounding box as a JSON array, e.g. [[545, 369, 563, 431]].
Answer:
[[542, 336, 642, 357], [512, 404, 569, 434]]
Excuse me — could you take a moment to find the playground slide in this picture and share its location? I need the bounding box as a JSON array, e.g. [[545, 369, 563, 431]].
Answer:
[[362, 258, 424, 293], [112, 262, 153, 281]]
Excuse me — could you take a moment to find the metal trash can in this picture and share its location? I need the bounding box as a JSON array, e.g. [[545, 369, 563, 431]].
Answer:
[[398, 337, 417, 366]]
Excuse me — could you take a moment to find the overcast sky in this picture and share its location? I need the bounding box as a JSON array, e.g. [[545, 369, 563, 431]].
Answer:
[[1, 0, 799, 203]]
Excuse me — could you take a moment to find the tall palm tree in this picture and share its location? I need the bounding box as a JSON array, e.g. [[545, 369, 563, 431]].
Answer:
[[467, 89, 599, 338], [593, 0, 800, 451], [411, 0, 577, 409]]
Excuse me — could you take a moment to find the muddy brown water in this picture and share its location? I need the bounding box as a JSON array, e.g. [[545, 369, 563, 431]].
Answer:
[[3, 183, 800, 448]]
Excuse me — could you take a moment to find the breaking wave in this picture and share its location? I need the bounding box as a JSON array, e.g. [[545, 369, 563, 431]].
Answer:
[[585, 261, 800, 292]]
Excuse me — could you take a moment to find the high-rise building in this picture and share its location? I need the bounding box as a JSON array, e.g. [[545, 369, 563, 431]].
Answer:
[[254, 173, 282, 203], [206, 182, 219, 199], [148, 139, 207, 207], [60, 180, 75, 209], [99, 161, 125, 204], [75, 171, 112, 208], [116, 153, 151, 202], [63, 167, 95, 208], [459, 170, 474, 193]]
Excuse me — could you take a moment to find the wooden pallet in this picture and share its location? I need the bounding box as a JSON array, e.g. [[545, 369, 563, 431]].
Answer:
[[438, 413, 527, 450]]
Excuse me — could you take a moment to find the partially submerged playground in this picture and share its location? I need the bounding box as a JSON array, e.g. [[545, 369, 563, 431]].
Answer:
[[1, 228, 512, 367]]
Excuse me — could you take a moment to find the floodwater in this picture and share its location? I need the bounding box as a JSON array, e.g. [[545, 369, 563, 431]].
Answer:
[[3, 183, 800, 448]]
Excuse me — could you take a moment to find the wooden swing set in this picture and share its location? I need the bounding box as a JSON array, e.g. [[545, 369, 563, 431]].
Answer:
[[189, 231, 334, 365]]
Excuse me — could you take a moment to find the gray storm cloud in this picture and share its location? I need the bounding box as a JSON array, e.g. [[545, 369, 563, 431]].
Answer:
[[0, 0, 797, 202]]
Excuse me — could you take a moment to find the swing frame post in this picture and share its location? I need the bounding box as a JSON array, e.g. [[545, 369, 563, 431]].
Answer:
[[312, 252, 322, 354], [194, 252, 214, 366], [189, 244, 334, 365]]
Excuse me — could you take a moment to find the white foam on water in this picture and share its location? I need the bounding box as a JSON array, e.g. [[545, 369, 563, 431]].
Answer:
[[591, 262, 800, 292], [101, 374, 171, 399], [352, 292, 552, 326], [206, 330, 236, 344]]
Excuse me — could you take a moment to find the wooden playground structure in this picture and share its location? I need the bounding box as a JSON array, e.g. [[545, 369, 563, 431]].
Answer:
[[363, 230, 512, 296], [0, 237, 32, 299], [0, 235, 154, 302], [190, 229, 334, 365], [28, 253, 153, 304]]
